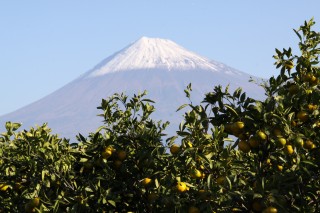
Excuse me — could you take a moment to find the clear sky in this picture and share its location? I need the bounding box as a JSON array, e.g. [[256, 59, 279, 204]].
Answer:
[[0, 1, 319, 116]]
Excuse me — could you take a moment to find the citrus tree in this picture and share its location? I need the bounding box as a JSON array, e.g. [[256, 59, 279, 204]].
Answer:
[[0, 123, 77, 212], [72, 91, 171, 212]]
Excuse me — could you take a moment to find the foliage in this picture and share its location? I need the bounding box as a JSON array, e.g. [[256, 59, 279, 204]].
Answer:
[[0, 19, 319, 212]]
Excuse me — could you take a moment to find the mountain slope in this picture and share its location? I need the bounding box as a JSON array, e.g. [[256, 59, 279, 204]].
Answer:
[[0, 37, 265, 139]]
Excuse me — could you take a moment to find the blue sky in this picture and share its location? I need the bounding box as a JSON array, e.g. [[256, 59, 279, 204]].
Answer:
[[0, 1, 319, 116]]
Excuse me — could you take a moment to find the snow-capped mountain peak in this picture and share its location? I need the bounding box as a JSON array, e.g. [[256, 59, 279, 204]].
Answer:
[[88, 37, 218, 77]]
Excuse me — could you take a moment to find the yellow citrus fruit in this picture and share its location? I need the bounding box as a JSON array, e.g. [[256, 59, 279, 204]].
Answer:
[[310, 76, 318, 85], [257, 131, 267, 140], [304, 140, 314, 150], [142, 178, 152, 187], [249, 137, 260, 148], [25, 197, 40, 213], [190, 168, 202, 179], [262, 206, 278, 213], [285, 145, 294, 155], [266, 158, 272, 166], [297, 111, 309, 122], [276, 137, 286, 147], [170, 144, 180, 154], [176, 182, 188, 192], [232, 121, 245, 134], [30, 197, 40, 208], [117, 150, 127, 161], [199, 165, 205, 170], [238, 140, 251, 153], [101, 147, 113, 159], [277, 165, 283, 171], [200, 172, 206, 179], [294, 137, 304, 148], [188, 206, 200, 213]]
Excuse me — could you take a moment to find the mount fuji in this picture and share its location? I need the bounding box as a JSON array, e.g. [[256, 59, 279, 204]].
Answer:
[[0, 37, 265, 140]]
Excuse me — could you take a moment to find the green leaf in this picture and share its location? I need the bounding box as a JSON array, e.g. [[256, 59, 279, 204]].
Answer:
[[80, 158, 88, 163], [108, 200, 116, 207], [177, 104, 188, 112]]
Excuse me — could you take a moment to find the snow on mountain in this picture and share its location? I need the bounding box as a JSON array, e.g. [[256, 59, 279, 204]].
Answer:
[[88, 37, 238, 76], [0, 37, 265, 140]]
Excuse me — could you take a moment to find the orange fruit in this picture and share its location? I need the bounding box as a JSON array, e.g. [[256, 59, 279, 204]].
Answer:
[[249, 137, 260, 148], [252, 199, 264, 212], [262, 206, 278, 213], [101, 147, 113, 159], [304, 140, 314, 150], [297, 111, 309, 122], [285, 145, 294, 155], [294, 137, 304, 148], [238, 140, 251, 153], [176, 182, 188, 192], [117, 150, 127, 161], [190, 168, 202, 179], [170, 144, 180, 154], [225, 123, 234, 134], [188, 206, 200, 213], [232, 121, 245, 134], [266, 158, 272, 166], [142, 178, 152, 187], [277, 165, 283, 171], [257, 131, 267, 140], [276, 137, 287, 147], [30, 197, 40, 208], [309, 75, 318, 85]]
